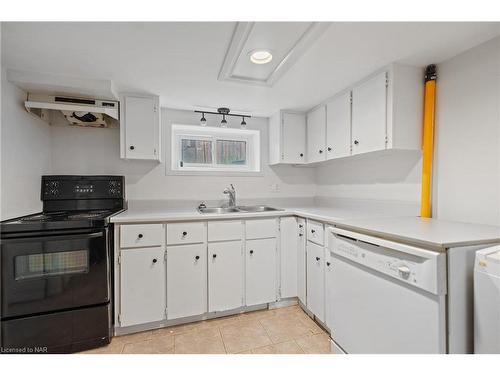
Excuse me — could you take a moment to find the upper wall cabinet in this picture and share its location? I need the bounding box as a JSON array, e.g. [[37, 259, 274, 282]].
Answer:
[[306, 106, 327, 163], [269, 111, 306, 165], [326, 91, 352, 159], [352, 65, 423, 155], [120, 94, 161, 161]]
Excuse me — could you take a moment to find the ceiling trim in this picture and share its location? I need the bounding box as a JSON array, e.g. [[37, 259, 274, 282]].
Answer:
[[218, 22, 330, 87]]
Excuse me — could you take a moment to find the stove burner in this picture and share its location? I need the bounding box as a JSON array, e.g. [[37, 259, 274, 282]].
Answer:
[[20, 212, 67, 222], [67, 210, 110, 219]]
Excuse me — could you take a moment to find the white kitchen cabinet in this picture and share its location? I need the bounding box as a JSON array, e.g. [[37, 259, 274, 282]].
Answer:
[[326, 91, 352, 159], [208, 220, 242, 242], [351, 64, 423, 155], [208, 241, 244, 312], [351, 72, 387, 155], [325, 249, 334, 331], [166, 244, 207, 320], [119, 247, 166, 327], [306, 241, 325, 322], [120, 223, 165, 248], [245, 238, 277, 306], [306, 106, 327, 163], [307, 220, 324, 246], [269, 111, 307, 165], [120, 94, 161, 161], [280, 217, 298, 299], [297, 218, 307, 305]]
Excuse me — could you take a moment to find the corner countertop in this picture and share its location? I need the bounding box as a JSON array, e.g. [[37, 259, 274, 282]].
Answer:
[[110, 204, 500, 251]]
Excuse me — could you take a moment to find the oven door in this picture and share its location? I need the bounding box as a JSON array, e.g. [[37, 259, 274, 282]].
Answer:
[[1, 229, 110, 319]]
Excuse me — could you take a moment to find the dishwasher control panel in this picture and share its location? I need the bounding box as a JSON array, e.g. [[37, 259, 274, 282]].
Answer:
[[329, 227, 446, 295]]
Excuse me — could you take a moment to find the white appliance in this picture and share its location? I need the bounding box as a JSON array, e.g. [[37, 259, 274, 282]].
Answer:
[[474, 246, 500, 353], [24, 93, 119, 127], [327, 227, 447, 354]]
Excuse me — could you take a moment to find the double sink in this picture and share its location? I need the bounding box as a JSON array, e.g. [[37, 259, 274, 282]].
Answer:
[[198, 205, 283, 214]]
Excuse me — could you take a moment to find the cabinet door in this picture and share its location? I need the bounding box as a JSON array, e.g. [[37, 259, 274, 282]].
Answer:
[[122, 95, 160, 160], [120, 247, 166, 327], [326, 91, 352, 159], [306, 241, 325, 322], [297, 218, 307, 305], [325, 250, 334, 331], [282, 112, 306, 164], [306, 106, 327, 163], [167, 244, 207, 320], [280, 217, 298, 299], [208, 241, 243, 312], [246, 238, 277, 306], [351, 72, 387, 155]]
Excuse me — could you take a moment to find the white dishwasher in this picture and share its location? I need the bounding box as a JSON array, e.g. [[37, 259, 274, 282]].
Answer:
[[327, 227, 447, 354]]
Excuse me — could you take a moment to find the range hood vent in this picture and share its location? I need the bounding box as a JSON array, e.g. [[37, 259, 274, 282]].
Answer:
[[25, 93, 119, 128]]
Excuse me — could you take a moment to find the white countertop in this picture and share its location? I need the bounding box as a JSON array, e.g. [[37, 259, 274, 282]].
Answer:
[[110, 203, 500, 251]]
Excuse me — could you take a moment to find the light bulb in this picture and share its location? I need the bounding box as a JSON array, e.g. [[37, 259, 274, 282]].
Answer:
[[200, 113, 207, 126]]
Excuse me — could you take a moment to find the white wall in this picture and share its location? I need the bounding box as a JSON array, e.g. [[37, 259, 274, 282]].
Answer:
[[0, 70, 52, 219], [314, 151, 422, 204], [433, 36, 500, 225], [49, 108, 316, 201]]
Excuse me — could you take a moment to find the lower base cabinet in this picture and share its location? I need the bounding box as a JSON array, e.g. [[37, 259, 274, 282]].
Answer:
[[297, 218, 307, 305], [306, 241, 325, 322], [119, 247, 167, 327], [167, 244, 207, 320], [246, 238, 277, 306], [325, 249, 334, 330], [208, 241, 244, 312]]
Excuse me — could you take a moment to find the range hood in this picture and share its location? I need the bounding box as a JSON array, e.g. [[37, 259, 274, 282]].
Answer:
[[25, 93, 119, 128]]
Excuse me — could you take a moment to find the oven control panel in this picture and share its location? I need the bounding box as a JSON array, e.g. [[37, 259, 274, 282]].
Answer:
[[42, 175, 124, 200]]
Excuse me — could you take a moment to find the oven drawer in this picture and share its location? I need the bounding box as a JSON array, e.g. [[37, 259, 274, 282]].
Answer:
[[167, 222, 206, 245], [120, 224, 165, 248], [307, 220, 324, 246]]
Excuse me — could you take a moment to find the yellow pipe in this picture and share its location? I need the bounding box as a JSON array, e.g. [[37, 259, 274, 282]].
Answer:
[[420, 65, 437, 218]]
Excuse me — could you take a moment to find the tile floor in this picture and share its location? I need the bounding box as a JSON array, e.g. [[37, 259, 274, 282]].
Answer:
[[82, 305, 331, 354]]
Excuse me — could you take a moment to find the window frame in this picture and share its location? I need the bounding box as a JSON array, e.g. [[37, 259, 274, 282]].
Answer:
[[170, 124, 261, 174]]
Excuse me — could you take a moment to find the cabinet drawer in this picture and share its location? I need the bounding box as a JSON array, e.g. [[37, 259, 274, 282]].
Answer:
[[208, 220, 242, 242], [307, 220, 324, 246], [120, 224, 164, 248], [246, 219, 277, 239], [167, 222, 206, 245]]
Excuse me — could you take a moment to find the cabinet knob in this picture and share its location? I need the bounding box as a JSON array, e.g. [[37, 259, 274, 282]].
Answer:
[[311, 229, 316, 233], [316, 257, 320, 261], [299, 233, 303, 237], [152, 258, 158, 264], [300, 153, 304, 157], [129, 145, 135, 150], [354, 140, 359, 145], [327, 147, 332, 152], [212, 254, 217, 258], [195, 255, 200, 260], [249, 250, 254, 254], [319, 149, 323, 154], [138, 233, 143, 239], [182, 231, 188, 236], [326, 262, 331, 266]]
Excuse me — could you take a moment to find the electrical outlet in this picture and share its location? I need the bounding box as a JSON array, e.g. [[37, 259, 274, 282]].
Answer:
[[269, 183, 280, 193]]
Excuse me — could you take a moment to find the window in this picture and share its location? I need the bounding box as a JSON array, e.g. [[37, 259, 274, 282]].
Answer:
[[171, 125, 260, 173]]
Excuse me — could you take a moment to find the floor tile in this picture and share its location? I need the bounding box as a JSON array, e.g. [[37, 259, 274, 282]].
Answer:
[[174, 326, 226, 354], [220, 320, 272, 353], [122, 335, 174, 354], [251, 340, 305, 354], [295, 333, 331, 354], [81, 340, 125, 354], [259, 315, 313, 344], [112, 330, 153, 345], [155, 321, 201, 336], [238, 309, 276, 322]]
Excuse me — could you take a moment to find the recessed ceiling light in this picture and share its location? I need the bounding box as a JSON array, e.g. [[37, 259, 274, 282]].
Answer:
[[249, 49, 273, 65]]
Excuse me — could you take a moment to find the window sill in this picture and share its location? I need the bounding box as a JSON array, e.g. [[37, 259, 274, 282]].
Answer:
[[166, 169, 264, 177]]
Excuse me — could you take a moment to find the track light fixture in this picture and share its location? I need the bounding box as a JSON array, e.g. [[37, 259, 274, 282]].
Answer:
[[194, 108, 251, 128], [200, 112, 207, 126]]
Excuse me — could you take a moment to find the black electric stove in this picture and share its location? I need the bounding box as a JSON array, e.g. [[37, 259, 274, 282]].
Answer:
[[0, 175, 124, 354]]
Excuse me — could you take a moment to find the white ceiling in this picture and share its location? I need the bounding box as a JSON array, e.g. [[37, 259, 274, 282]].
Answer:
[[2, 22, 499, 117]]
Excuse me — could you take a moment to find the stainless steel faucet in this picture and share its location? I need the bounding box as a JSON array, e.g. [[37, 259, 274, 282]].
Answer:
[[223, 184, 236, 207]]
